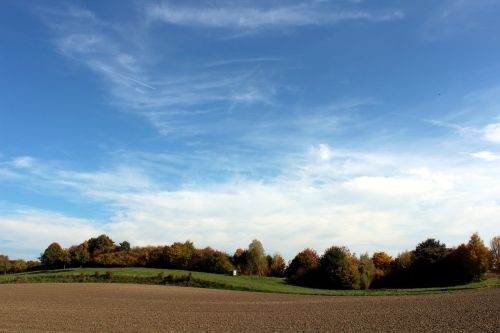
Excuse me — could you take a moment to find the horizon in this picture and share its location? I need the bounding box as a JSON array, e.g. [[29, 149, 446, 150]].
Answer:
[[1, 0, 500, 261]]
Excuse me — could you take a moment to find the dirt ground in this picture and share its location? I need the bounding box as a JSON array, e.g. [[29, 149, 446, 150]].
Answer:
[[0, 284, 499, 332]]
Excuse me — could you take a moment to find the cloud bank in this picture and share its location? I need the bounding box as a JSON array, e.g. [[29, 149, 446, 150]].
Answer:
[[1, 145, 499, 260]]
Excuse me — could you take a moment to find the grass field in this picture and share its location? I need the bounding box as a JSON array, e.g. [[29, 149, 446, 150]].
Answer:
[[1, 267, 499, 296]]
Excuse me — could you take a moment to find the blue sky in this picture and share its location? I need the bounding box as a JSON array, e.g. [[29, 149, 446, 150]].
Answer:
[[1, 0, 500, 260]]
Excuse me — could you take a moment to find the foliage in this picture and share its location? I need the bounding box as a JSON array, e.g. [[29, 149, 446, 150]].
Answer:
[[0, 255, 10, 274], [245, 239, 268, 276], [68, 242, 91, 267], [190, 247, 234, 274], [467, 233, 490, 281], [409, 238, 448, 287], [164, 241, 196, 269], [372, 252, 393, 277], [269, 254, 286, 277], [41, 243, 70, 268], [358, 253, 375, 290], [318, 246, 360, 290], [88, 234, 116, 256], [285, 248, 319, 285], [119, 241, 131, 252], [6, 232, 496, 290], [491, 236, 500, 273], [232, 248, 248, 273]]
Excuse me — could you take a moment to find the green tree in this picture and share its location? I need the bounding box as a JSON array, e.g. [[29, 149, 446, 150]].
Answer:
[[319, 246, 360, 290], [245, 239, 268, 276], [68, 241, 91, 267], [413, 238, 447, 266], [467, 233, 490, 281], [119, 241, 131, 252], [41, 243, 70, 268], [491, 236, 500, 273], [164, 241, 196, 269], [358, 253, 375, 290], [88, 234, 115, 256]]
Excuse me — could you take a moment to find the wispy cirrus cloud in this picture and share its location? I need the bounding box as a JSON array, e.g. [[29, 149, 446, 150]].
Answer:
[[422, 0, 500, 41], [146, 2, 404, 30], [40, 5, 278, 137]]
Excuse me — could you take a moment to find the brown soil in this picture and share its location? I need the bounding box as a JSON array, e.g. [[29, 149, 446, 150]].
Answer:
[[0, 284, 499, 332]]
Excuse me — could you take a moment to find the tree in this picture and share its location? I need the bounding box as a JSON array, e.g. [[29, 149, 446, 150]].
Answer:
[[245, 239, 268, 276], [41, 243, 70, 268], [410, 238, 448, 286], [164, 241, 196, 269], [11, 260, 28, 273], [413, 238, 447, 266], [88, 234, 115, 256], [444, 243, 475, 284], [68, 242, 90, 267], [232, 248, 248, 273], [119, 241, 131, 252], [491, 236, 500, 273], [269, 254, 286, 277], [372, 252, 393, 277], [0, 255, 10, 274], [467, 233, 490, 281], [394, 251, 412, 270], [358, 253, 375, 290], [285, 248, 319, 285], [192, 248, 234, 274], [318, 246, 360, 290]]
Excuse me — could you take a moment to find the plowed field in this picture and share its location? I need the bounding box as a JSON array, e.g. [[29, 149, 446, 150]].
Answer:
[[0, 284, 499, 332]]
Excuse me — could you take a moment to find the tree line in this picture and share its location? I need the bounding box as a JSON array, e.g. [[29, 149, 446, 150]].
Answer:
[[35, 235, 285, 277], [2, 233, 499, 290], [285, 233, 500, 289]]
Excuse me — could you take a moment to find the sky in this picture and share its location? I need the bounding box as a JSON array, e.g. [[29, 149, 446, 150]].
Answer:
[[1, 0, 500, 260]]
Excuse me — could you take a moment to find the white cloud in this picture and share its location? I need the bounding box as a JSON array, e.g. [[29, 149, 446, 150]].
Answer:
[[11, 156, 35, 169], [484, 123, 500, 144], [146, 3, 404, 30], [2, 145, 499, 260], [0, 209, 103, 259], [471, 151, 500, 161], [311, 143, 336, 162]]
